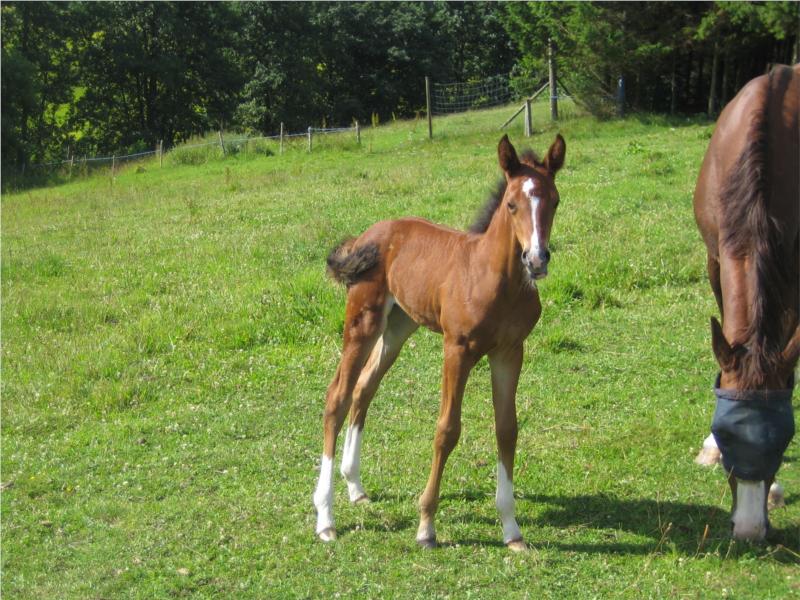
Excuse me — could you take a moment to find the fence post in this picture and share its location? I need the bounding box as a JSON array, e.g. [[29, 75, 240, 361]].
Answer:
[[159, 140, 164, 167], [218, 130, 226, 156], [524, 99, 532, 137], [69, 154, 75, 178], [355, 120, 361, 145], [308, 126, 313, 152], [425, 76, 433, 139], [112, 155, 116, 176], [280, 122, 285, 155], [548, 38, 558, 121], [617, 76, 626, 118]]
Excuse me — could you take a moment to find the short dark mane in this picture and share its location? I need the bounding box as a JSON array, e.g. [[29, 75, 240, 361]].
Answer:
[[720, 68, 790, 388], [468, 149, 540, 234]]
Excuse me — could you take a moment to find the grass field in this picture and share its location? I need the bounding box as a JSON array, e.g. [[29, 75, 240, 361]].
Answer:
[[2, 100, 798, 598]]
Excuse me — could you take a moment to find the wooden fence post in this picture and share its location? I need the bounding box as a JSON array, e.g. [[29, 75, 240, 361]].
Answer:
[[524, 99, 532, 137], [425, 76, 433, 139], [159, 140, 164, 167], [548, 38, 558, 121], [218, 130, 226, 156], [280, 122, 284, 155], [112, 155, 116, 176], [617, 76, 626, 118], [308, 126, 313, 152], [69, 154, 75, 178], [355, 120, 361, 145]]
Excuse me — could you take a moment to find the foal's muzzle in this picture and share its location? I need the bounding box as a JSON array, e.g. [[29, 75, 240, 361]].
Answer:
[[522, 247, 550, 279], [710, 374, 795, 482]]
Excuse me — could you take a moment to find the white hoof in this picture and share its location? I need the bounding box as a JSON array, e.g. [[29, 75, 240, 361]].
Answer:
[[318, 528, 337, 542], [768, 482, 785, 510], [506, 539, 528, 553]]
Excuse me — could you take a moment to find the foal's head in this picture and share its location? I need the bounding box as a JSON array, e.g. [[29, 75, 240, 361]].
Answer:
[[498, 134, 566, 280]]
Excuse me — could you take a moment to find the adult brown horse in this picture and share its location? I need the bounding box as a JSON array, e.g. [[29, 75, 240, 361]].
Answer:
[[313, 134, 566, 550], [693, 64, 799, 542]]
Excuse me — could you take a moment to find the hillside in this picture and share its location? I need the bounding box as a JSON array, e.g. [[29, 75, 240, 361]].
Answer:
[[3, 102, 798, 598]]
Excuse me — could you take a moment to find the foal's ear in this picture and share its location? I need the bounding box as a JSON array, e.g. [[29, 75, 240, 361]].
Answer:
[[498, 134, 521, 174], [544, 134, 566, 176], [710, 317, 735, 370]]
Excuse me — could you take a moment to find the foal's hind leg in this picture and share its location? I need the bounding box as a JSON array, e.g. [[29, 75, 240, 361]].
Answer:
[[341, 305, 418, 503], [313, 284, 389, 541]]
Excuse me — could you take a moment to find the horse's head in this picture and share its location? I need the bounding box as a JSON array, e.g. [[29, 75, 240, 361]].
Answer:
[[498, 134, 565, 281], [709, 318, 799, 541]]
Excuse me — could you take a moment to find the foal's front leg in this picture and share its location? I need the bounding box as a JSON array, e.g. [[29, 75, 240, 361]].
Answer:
[[416, 340, 476, 548], [489, 346, 526, 551]]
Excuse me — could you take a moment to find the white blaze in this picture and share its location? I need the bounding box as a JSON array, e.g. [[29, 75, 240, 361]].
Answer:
[[313, 454, 335, 535], [732, 479, 767, 541], [496, 461, 522, 543], [522, 178, 541, 256]]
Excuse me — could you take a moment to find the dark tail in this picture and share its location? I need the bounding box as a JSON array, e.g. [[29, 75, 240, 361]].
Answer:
[[326, 239, 380, 286]]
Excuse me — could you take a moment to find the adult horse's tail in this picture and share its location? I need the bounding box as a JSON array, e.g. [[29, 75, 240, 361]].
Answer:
[[326, 239, 379, 286], [719, 65, 796, 387]]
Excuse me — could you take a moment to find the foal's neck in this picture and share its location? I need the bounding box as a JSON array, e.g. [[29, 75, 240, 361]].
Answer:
[[478, 201, 525, 285]]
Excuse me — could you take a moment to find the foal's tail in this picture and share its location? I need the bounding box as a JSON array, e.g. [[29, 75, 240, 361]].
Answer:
[[326, 238, 380, 286]]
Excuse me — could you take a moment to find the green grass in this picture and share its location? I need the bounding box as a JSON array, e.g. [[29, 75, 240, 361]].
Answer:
[[2, 99, 798, 598]]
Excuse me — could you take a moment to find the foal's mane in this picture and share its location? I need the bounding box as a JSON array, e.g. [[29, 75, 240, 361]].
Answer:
[[720, 67, 792, 388], [468, 149, 540, 234]]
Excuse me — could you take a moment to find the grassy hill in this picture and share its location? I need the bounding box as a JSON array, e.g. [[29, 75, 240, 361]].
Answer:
[[3, 101, 798, 598]]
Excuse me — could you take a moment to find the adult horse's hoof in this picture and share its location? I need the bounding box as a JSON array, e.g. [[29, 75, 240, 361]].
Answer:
[[352, 494, 370, 505], [417, 537, 437, 550], [768, 482, 785, 510], [318, 528, 337, 542], [694, 446, 721, 466], [506, 539, 528, 553]]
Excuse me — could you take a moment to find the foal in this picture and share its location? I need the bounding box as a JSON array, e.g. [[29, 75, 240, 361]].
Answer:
[[313, 134, 566, 550]]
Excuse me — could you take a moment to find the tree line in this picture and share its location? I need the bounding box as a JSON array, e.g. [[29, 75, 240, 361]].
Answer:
[[2, 1, 797, 178]]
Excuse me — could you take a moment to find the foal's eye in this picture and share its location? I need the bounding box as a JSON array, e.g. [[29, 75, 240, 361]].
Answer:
[[507, 202, 517, 214]]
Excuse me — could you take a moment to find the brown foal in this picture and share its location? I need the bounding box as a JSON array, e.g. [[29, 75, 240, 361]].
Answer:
[[313, 134, 566, 550]]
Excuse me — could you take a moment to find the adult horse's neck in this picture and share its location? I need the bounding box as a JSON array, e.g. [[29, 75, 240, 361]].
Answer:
[[478, 197, 527, 287]]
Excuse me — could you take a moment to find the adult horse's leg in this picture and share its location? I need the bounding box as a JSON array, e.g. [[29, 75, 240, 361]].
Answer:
[[416, 339, 476, 548], [488, 346, 526, 552], [313, 284, 388, 541], [696, 253, 724, 466], [340, 305, 419, 503]]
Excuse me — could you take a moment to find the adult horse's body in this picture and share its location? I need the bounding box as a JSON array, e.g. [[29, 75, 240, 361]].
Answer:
[[693, 64, 799, 541], [313, 135, 566, 550]]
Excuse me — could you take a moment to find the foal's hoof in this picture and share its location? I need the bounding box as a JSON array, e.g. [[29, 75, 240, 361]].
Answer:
[[417, 537, 437, 550], [694, 446, 721, 466], [352, 494, 370, 505], [318, 528, 337, 542], [506, 539, 528, 553]]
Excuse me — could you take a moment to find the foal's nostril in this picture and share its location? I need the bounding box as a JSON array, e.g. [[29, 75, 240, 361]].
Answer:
[[540, 248, 551, 262]]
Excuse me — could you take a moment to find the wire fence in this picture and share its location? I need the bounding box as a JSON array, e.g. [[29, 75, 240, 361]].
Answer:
[[16, 124, 361, 180], [430, 73, 548, 115]]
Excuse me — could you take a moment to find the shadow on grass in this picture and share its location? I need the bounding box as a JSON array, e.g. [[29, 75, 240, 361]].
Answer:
[[430, 490, 800, 559]]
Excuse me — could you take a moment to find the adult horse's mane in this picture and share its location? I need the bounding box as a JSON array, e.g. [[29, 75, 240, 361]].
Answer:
[[720, 66, 794, 388], [469, 149, 540, 234]]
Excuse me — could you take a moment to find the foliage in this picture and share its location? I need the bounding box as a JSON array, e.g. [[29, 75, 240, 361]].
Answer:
[[2, 1, 797, 176]]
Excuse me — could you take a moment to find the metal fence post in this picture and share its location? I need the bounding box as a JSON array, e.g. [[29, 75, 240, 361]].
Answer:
[[524, 99, 532, 137], [425, 76, 433, 139], [308, 126, 312, 152], [617, 76, 626, 118]]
